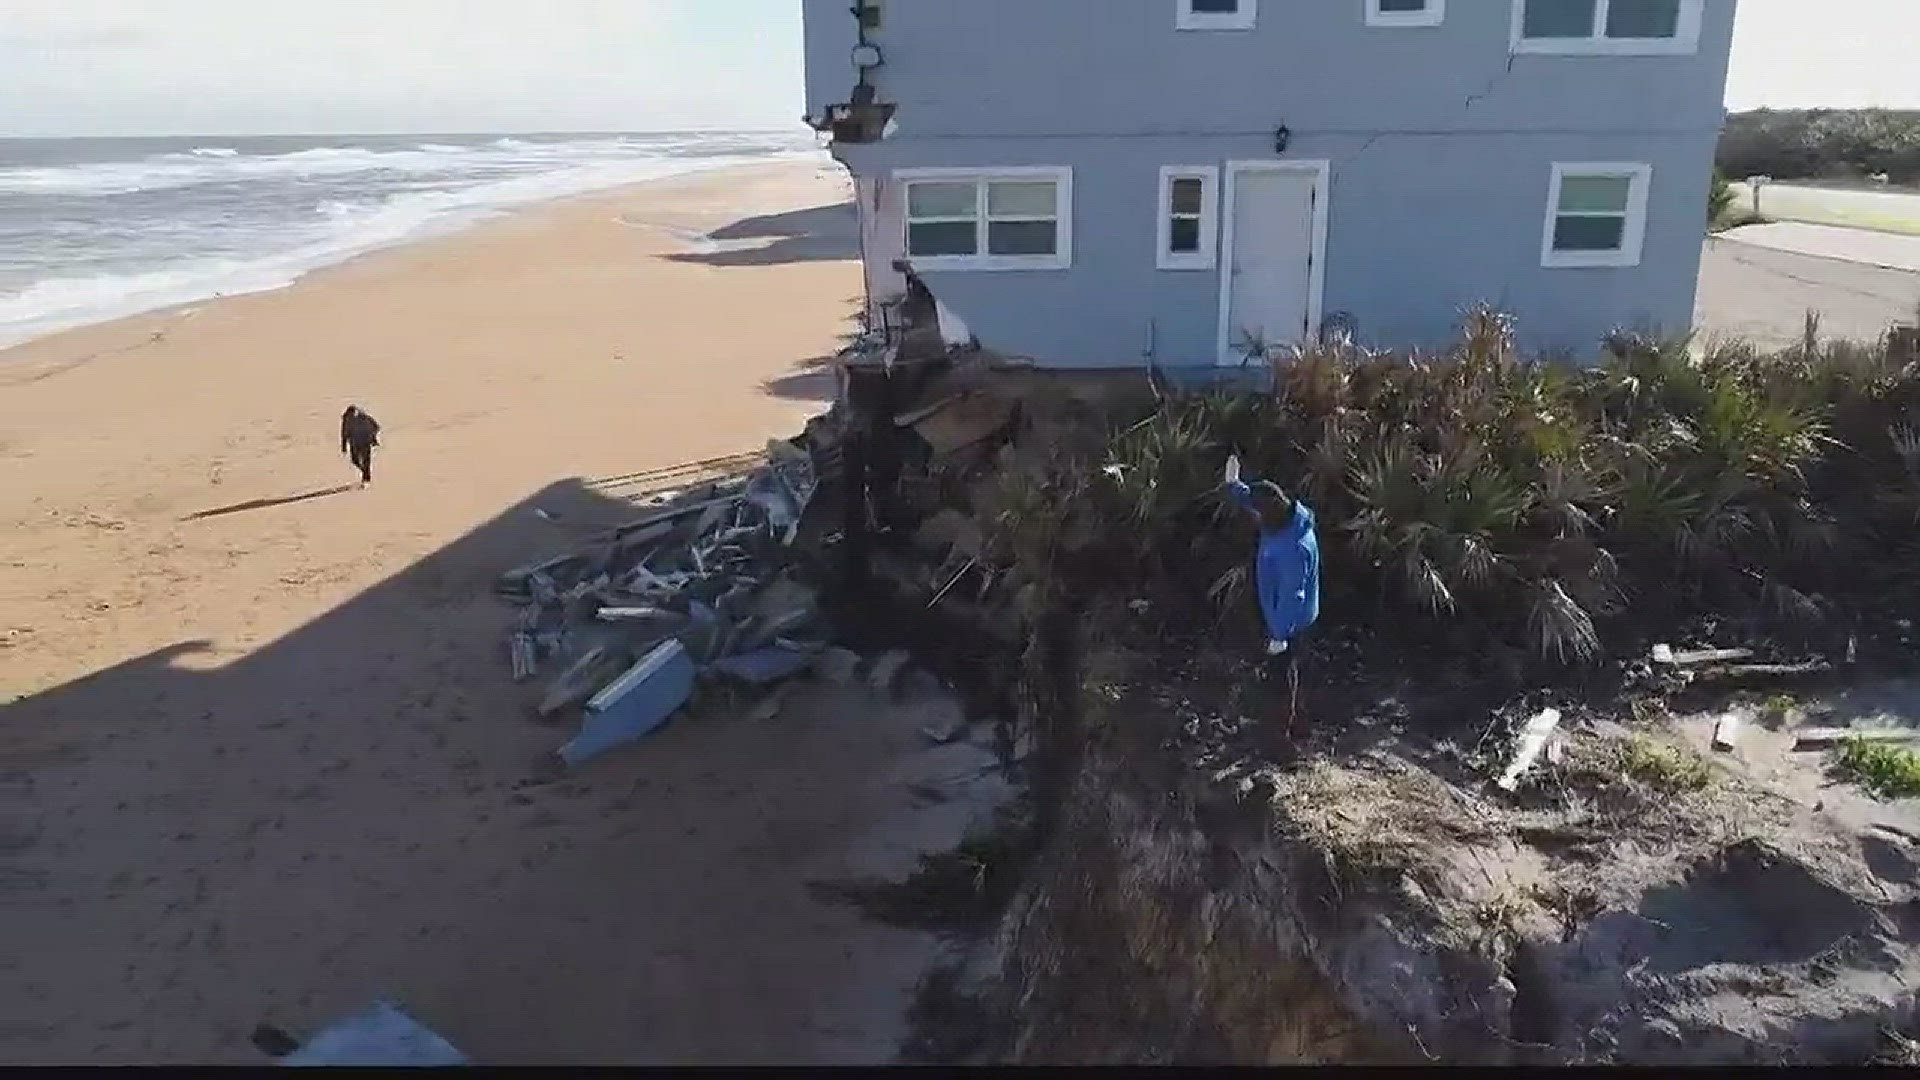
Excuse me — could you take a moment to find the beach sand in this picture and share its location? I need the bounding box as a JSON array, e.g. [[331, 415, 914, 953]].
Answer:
[[0, 159, 974, 1064]]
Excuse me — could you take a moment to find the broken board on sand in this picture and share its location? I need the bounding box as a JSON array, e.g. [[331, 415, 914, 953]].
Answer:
[[558, 639, 695, 768]]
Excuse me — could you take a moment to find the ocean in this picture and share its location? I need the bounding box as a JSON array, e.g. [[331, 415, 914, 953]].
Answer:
[[0, 131, 821, 349]]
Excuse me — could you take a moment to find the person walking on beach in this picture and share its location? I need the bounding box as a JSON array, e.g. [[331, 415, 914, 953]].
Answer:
[[340, 405, 381, 486]]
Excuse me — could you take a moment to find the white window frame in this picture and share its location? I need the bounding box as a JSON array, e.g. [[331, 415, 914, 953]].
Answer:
[[1511, 0, 1704, 56], [1366, 0, 1445, 28], [1541, 162, 1652, 269], [1177, 0, 1257, 31], [896, 167, 1074, 273], [1156, 166, 1221, 272]]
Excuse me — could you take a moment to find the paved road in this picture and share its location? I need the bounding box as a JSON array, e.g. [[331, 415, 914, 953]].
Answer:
[[1732, 182, 1920, 237], [1697, 236, 1919, 349], [1719, 222, 1920, 274]]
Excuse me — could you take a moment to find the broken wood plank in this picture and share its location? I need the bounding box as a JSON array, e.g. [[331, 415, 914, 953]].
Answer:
[[537, 646, 628, 718], [1651, 644, 1755, 667], [604, 493, 748, 542], [595, 606, 678, 624], [1794, 727, 1920, 750], [1496, 708, 1564, 792], [527, 572, 560, 609], [509, 633, 538, 683], [563, 641, 696, 768], [1712, 713, 1742, 752], [1693, 661, 1835, 687]]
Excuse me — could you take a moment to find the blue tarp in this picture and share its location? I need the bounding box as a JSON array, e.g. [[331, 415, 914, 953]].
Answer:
[[280, 1001, 467, 1067], [1224, 478, 1321, 647]]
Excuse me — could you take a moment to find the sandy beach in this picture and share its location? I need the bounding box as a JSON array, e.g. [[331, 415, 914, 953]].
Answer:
[[0, 158, 982, 1064]]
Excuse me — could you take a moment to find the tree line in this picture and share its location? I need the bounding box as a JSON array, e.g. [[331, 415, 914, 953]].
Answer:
[[1718, 109, 1920, 186]]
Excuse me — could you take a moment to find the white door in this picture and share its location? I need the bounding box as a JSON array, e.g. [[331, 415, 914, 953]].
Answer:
[[1221, 168, 1320, 364]]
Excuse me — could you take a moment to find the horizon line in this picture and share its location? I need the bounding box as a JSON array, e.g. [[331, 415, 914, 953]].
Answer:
[[0, 126, 812, 141]]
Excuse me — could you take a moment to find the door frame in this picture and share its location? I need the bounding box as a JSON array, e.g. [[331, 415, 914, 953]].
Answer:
[[1215, 159, 1332, 365]]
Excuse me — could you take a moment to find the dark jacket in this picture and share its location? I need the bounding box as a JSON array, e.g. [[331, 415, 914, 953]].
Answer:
[[341, 410, 381, 452]]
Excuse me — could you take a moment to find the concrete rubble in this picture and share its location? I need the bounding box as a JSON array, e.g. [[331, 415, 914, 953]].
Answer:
[[497, 439, 834, 765], [496, 436, 948, 767]]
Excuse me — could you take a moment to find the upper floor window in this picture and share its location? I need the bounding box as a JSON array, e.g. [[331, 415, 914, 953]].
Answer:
[[1178, 0, 1257, 31], [1366, 0, 1445, 28], [901, 168, 1074, 272], [1513, 0, 1704, 55], [1541, 163, 1652, 268]]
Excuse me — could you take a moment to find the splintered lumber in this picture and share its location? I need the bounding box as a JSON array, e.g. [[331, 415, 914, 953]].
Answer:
[[509, 633, 538, 683], [538, 646, 627, 718], [596, 606, 678, 624], [1694, 660, 1835, 688], [560, 640, 696, 768], [605, 493, 746, 542], [1794, 727, 1920, 750], [1496, 708, 1564, 792], [1651, 644, 1755, 667]]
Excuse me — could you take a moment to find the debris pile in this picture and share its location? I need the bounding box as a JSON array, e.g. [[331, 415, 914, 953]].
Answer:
[[495, 439, 844, 766]]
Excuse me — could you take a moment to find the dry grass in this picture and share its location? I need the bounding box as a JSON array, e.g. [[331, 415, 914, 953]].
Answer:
[[1618, 736, 1715, 794]]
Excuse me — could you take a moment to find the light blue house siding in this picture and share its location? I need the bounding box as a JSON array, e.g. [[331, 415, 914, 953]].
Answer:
[[805, 0, 1739, 368]]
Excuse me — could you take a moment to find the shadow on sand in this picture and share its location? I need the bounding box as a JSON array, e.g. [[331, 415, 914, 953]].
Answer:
[[664, 203, 859, 268], [182, 486, 356, 521]]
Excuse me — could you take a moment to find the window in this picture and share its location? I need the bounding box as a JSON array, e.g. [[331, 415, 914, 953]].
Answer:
[[1177, 0, 1257, 31], [900, 168, 1073, 271], [1157, 167, 1220, 270], [1542, 163, 1652, 268], [1366, 0, 1445, 28], [1513, 0, 1703, 54]]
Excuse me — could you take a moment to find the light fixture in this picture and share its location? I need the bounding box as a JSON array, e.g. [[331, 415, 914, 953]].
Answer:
[[1274, 125, 1292, 154]]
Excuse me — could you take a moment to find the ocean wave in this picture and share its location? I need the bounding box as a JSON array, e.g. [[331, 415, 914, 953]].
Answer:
[[0, 144, 826, 348], [189, 147, 239, 158], [0, 260, 300, 346], [0, 136, 650, 198]]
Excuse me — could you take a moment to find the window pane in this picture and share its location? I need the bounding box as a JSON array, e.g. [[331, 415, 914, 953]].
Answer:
[[1558, 175, 1632, 213], [1170, 177, 1205, 216], [987, 181, 1057, 217], [1378, 0, 1428, 11], [907, 182, 976, 219], [1190, 0, 1240, 12], [988, 220, 1058, 256], [1523, 0, 1596, 37], [909, 221, 978, 256], [1553, 214, 1627, 252], [1170, 217, 1203, 254], [1605, 0, 1679, 38]]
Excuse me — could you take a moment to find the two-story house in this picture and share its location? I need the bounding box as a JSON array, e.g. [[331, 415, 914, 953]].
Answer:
[[804, 0, 1739, 368]]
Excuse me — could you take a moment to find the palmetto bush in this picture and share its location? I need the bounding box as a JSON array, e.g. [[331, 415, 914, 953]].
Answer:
[[1009, 305, 1920, 663]]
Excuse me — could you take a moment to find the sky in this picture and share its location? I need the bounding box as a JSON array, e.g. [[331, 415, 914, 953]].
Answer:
[[0, 0, 1913, 138]]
